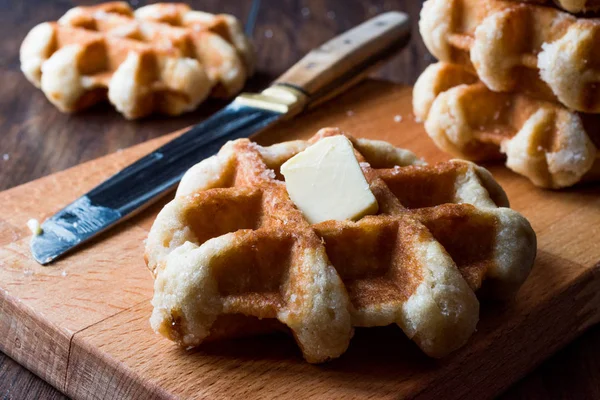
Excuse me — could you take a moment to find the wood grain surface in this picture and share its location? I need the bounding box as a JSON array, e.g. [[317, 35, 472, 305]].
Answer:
[[0, 1, 599, 399]]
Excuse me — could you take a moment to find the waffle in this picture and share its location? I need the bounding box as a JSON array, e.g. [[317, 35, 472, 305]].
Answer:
[[514, 0, 600, 12], [134, 3, 255, 77], [145, 128, 536, 363], [20, 2, 253, 119], [420, 0, 600, 113], [413, 62, 600, 188]]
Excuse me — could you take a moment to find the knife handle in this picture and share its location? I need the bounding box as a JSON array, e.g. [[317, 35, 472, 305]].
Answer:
[[273, 12, 410, 107]]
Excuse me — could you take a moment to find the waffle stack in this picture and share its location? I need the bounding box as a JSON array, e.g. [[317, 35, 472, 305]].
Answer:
[[416, 0, 600, 188], [20, 2, 254, 119], [146, 128, 536, 363]]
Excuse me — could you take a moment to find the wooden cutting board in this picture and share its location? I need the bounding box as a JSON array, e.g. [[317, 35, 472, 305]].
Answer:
[[1, 80, 599, 399]]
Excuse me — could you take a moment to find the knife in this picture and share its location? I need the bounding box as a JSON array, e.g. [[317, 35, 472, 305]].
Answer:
[[31, 11, 411, 265]]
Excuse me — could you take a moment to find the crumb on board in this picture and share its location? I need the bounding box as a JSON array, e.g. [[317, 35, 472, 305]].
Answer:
[[394, 115, 403, 122], [2, 154, 9, 161], [27, 218, 43, 236]]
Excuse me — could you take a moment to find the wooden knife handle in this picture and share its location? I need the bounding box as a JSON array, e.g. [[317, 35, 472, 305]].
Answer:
[[273, 12, 410, 105]]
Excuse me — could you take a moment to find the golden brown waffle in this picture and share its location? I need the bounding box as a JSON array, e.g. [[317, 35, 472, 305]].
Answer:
[[413, 62, 600, 188], [514, 0, 600, 12], [420, 0, 600, 113], [134, 3, 255, 77], [145, 128, 536, 363], [20, 2, 254, 119]]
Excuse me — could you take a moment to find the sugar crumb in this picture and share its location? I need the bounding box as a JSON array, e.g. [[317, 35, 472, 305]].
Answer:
[[264, 29, 273, 38], [326, 10, 336, 19], [346, 110, 355, 117], [61, 270, 68, 277], [2, 154, 9, 161], [262, 169, 276, 180], [301, 7, 310, 17], [394, 115, 403, 122]]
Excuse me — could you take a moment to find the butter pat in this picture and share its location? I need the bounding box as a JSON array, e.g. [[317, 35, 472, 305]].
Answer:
[[27, 218, 42, 236], [281, 135, 378, 224]]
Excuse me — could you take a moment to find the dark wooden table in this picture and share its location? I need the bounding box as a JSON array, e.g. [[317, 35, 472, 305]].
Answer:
[[1, 1, 599, 398]]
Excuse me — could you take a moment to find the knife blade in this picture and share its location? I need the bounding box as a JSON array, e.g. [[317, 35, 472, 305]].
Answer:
[[31, 11, 411, 264]]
